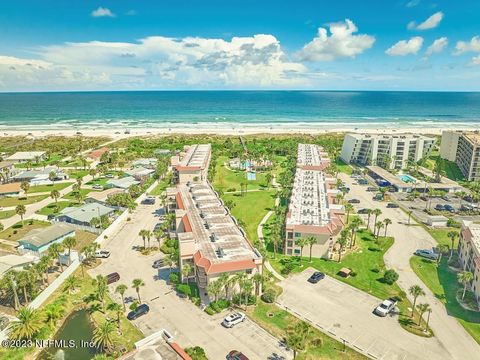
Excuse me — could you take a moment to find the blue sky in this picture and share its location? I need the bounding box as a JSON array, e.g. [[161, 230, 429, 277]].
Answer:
[[0, 0, 480, 91]]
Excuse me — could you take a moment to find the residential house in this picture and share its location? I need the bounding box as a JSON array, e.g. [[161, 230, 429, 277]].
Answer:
[[132, 158, 158, 169], [106, 176, 140, 190], [0, 182, 23, 198], [0, 254, 39, 277], [12, 168, 69, 185], [6, 151, 46, 163], [85, 188, 124, 205], [125, 167, 155, 181], [56, 203, 116, 227], [17, 223, 75, 256]]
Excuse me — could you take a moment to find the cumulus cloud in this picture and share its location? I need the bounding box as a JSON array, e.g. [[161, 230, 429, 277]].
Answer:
[[0, 34, 311, 90], [386, 37, 424, 56], [296, 19, 375, 61], [455, 36, 480, 54], [91, 7, 115, 18], [470, 55, 480, 66], [408, 11, 444, 30], [425, 37, 448, 56]]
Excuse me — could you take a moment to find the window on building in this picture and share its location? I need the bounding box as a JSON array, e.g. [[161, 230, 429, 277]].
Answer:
[[294, 249, 300, 255], [287, 241, 293, 247], [295, 232, 301, 237], [287, 232, 293, 239]]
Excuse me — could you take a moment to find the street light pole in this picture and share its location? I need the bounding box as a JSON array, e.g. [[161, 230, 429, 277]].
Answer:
[[425, 309, 432, 332]]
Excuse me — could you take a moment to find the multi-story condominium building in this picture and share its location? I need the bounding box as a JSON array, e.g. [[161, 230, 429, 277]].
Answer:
[[167, 182, 262, 291], [284, 144, 344, 259], [172, 144, 211, 184], [340, 133, 436, 170], [440, 131, 480, 181], [458, 221, 480, 305]]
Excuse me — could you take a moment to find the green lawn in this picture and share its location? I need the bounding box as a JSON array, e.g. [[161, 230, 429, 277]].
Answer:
[[410, 256, 480, 344], [85, 177, 109, 186], [0, 220, 50, 241], [249, 302, 367, 360], [67, 169, 89, 179], [222, 190, 276, 244], [424, 226, 459, 248], [27, 182, 73, 193], [335, 158, 353, 175], [62, 188, 96, 200], [213, 156, 270, 192], [0, 194, 49, 207], [426, 152, 464, 181], [36, 201, 77, 216], [13, 153, 63, 168], [149, 176, 171, 196], [0, 209, 16, 220]]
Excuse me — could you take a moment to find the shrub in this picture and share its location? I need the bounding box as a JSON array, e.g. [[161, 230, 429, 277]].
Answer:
[[185, 346, 208, 360], [226, 187, 236, 192], [176, 284, 192, 297], [169, 272, 179, 284], [160, 244, 175, 254], [281, 262, 295, 275], [232, 293, 256, 306], [204, 306, 216, 315], [261, 288, 277, 303], [383, 269, 399, 285], [447, 218, 460, 228], [349, 270, 357, 277]]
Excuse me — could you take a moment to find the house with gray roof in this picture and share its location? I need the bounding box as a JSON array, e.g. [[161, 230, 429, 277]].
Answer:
[[106, 176, 140, 190], [56, 203, 116, 227], [0, 254, 39, 276], [18, 223, 75, 255]]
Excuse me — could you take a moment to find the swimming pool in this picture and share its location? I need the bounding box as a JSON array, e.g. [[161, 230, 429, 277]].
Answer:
[[398, 174, 417, 183]]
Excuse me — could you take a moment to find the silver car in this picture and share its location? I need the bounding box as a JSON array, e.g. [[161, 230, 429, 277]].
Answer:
[[221, 312, 245, 328]]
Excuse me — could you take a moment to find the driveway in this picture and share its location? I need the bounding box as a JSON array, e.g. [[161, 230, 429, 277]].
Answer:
[[278, 269, 448, 360], [340, 173, 480, 360], [90, 203, 291, 360]]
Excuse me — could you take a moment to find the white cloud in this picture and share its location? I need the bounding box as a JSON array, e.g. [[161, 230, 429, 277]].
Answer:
[[408, 11, 444, 30], [470, 55, 480, 66], [386, 36, 424, 56], [296, 19, 375, 61], [425, 37, 448, 56], [455, 36, 480, 54], [406, 0, 420, 8], [91, 7, 115, 18]]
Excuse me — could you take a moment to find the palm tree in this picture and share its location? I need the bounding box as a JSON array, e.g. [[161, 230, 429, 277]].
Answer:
[[50, 189, 60, 204], [182, 263, 192, 283], [49, 170, 57, 185], [92, 320, 116, 353], [93, 275, 108, 312], [349, 217, 362, 247], [207, 280, 222, 302], [372, 209, 382, 230], [416, 303, 431, 326], [285, 321, 310, 359], [48, 242, 65, 272], [62, 236, 77, 262], [337, 231, 348, 262], [407, 210, 413, 225], [7, 307, 45, 340], [115, 284, 128, 311], [4, 271, 21, 310], [20, 181, 30, 198], [409, 285, 425, 317], [132, 278, 145, 303], [437, 244, 450, 264], [15, 204, 27, 225], [383, 218, 392, 237], [64, 275, 80, 294], [447, 231, 459, 260], [375, 221, 384, 239], [296, 238, 307, 259], [344, 203, 354, 224], [306, 236, 317, 262], [242, 279, 253, 310], [154, 230, 163, 249], [138, 229, 149, 249], [252, 273, 263, 296], [16, 270, 32, 304], [44, 302, 66, 328], [365, 209, 372, 230], [107, 302, 123, 332], [457, 271, 473, 300]]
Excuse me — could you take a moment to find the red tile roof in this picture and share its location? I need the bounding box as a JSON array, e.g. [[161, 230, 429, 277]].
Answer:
[[88, 147, 109, 160], [193, 250, 256, 275]]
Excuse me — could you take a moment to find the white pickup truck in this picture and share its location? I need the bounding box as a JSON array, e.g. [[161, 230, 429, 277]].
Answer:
[[374, 298, 397, 317]]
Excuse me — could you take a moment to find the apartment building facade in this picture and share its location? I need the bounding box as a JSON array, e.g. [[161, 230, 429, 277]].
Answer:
[[440, 131, 480, 181], [171, 144, 211, 184], [284, 144, 344, 259], [458, 221, 480, 305], [341, 133, 436, 170]]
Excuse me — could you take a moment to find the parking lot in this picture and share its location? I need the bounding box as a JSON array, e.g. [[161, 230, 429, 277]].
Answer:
[[277, 269, 448, 360], [90, 202, 291, 360]]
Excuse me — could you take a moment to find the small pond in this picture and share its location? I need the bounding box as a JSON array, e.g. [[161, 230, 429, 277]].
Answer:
[[39, 309, 98, 360]]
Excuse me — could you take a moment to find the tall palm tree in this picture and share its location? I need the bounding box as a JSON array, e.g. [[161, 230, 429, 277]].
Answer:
[[50, 189, 60, 204], [93, 275, 108, 312], [4, 271, 21, 310], [437, 244, 450, 264], [62, 236, 77, 261], [182, 263, 192, 283], [48, 242, 65, 272], [344, 203, 354, 224], [115, 284, 128, 311], [15, 204, 27, 225], [285, 322, 310, 359], [296, 238, 307, 259], [375, 221, 384, 239], [44, 302, 66, 328], [20, 181, 30, 198], [154, 230, 163, 249], [416, 303, 431, 326], [207, 280, 222, 302], [252, 273, 263, 297], [349, 217, 362, 247], [409, 285, 425, 317], [457, 271, 473, 300], [16, 270, 32, 304], [242, 279, 253, 310], [107, 302, 123, 332], [447, 231, 459, 260], [138, 229, 149, 249], [7, 307, 45, 340], [64, 275, 80, 294], [372, 209, 382, 230], [365, 208, 372, 230], [132, 278, 145, 303], [306, 236, 317, 262], [337, 231, 348, 262], [92, 320, 116, 353], [383, 218, 392, 237]]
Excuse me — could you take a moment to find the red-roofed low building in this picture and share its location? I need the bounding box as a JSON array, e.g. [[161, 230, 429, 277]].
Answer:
[[173, 144, 211, 184]]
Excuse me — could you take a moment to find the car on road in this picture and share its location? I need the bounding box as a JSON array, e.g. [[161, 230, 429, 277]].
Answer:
[[152, 259, 164, 269], [443, 204, 455, 213], [106, 272, 120, 284], [386, 203, 399, 208], [414, 249, 439, 260], [357, 208, 369, 214], [92, 184, 103, 190], [222, 312, 246, 328], [374, 298, 397, 317], [95, 250, 111, 258], [226, 350, 249, 360], [434, 204, 445, 211], [153, 222, 164, 232], [348, 199, 360, 204], [127, 304, 150, 320], [307, 271, 325, 283], [367, 187, 378, 192], [142, 196, 156, 205]]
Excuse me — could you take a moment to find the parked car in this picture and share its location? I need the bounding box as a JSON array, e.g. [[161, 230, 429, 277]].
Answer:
[[388, 187, 397, 193], [420, 195, 428, 201], [153, 222, 164, 232], [374, 298, 397, 317], [373, 194, 383, 201], [226, 350, 249, 360], [357, 208, 369, 214], [443, 204, 455, 213], [106, 272, 120, 284], [414, 249, 439, 261], [105, 173, 115, 178], [348, 199, 360, 204], [367, 187, 378, 192], [434, 204, 445, 211], [142, 196, 156, 205], [339, 186, 350, 193], [95, 250, 111, 258], [222, 312, 246, 328], [308, 271, 325, 283], [386, 203, 399, 208], [92, 184, 103, 190], [357, 179, 368, 185], [127, 304, 150, 320], [152, 259, 164, 269]]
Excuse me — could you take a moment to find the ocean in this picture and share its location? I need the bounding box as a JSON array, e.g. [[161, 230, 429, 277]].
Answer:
[[0, 91, 479, 131]]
